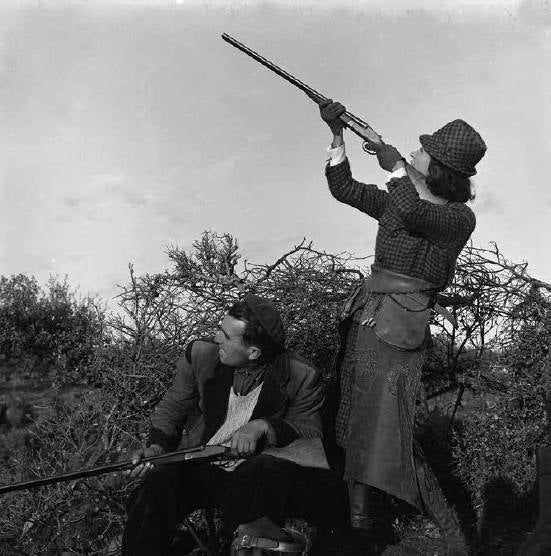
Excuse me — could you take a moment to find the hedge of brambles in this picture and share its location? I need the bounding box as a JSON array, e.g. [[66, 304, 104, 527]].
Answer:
[[0, 232, 549, 554]]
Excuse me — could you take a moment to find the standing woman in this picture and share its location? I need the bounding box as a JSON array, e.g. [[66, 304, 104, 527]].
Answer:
[[319, 100, 486, 555]]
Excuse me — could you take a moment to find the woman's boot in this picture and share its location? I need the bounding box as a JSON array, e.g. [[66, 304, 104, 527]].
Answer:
[[334, 482, 376, 555]]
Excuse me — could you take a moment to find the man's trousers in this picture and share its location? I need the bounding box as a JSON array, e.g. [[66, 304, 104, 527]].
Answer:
[[121, 454, 346, 556]]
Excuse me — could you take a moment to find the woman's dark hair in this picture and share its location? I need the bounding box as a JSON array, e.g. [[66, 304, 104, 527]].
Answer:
[[426, 158, 474, 203], [228, 301, 284, 362]]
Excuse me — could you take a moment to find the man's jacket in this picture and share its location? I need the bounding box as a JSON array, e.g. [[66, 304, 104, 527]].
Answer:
[[148, 340, 325, 456]]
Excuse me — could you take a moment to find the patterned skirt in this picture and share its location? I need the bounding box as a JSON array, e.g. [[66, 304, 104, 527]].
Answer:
[[335, 292, 426, 510]]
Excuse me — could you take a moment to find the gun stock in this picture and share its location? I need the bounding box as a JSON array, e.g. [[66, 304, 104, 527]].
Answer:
[[0, 445, 230, 496]]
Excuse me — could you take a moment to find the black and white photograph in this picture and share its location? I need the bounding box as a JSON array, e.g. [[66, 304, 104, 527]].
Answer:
[[1, 0, 550, 554]]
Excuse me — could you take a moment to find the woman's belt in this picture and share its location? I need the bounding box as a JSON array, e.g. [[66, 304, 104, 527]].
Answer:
[[364, 266, 457, 328], [366, 265, 438, 295], [340, 265, 457, 351]]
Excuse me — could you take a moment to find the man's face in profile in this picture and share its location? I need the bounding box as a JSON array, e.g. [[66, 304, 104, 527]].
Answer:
[[214, 314, 259, 367]]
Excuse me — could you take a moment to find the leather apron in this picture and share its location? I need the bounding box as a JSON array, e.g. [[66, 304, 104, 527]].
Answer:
[[336, 265, 438, 509]]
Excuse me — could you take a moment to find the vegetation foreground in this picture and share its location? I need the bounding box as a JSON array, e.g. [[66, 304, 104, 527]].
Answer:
[[1, 232, 550, 555]]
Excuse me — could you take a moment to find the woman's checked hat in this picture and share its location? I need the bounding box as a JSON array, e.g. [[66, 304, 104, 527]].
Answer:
[[420, 119, 487, 177]]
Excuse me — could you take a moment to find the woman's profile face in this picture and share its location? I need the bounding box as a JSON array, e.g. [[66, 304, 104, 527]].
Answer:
[[409, 146, 431, 176]]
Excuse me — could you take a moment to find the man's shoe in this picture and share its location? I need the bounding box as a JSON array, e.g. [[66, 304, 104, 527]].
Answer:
[[230, 517, 306, 555]]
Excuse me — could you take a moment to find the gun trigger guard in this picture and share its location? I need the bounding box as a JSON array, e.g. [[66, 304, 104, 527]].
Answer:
[[362, 141, 378, 155]]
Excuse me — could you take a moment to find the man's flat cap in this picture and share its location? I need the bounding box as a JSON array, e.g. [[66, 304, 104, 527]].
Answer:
[[243, 294, 285, 347]]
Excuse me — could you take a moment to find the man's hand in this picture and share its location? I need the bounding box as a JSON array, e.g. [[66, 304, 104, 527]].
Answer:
[[230, 420, 269, 457], [319, 99, 346, 135], [126, 444, 165, 480], [375, 144, 404, 172]]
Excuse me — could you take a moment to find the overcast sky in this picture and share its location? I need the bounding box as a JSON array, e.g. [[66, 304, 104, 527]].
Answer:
[[1, 0, 550, 304]]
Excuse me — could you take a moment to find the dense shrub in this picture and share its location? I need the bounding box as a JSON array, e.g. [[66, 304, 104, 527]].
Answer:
[[0, 275, 106, 385], [0, 389, 135, 554], [1, 233, 550, 554], [448, 263, 551, 542]]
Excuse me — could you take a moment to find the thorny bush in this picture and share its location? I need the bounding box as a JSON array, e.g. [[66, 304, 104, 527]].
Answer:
[[1, 232, 551, 554]]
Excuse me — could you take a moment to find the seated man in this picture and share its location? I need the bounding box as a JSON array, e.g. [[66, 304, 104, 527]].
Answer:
[[122, 294, 345, 555]]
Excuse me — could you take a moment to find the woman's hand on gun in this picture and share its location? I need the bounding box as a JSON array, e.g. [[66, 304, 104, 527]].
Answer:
[[375, 144, 404, 172], [319, 99, 346, 135]]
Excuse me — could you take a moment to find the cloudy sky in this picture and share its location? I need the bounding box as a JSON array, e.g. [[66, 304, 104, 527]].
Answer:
[[1, 0, 550, 304]]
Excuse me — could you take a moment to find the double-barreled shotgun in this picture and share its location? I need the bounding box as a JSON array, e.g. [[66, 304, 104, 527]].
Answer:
[[221, 33, 426, 182], [0, 444, 229, 495], [221, 33, 388, 154]]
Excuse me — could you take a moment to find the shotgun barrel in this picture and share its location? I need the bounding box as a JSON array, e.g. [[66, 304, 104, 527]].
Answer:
[[0, 445, 230, 495], [221, 33, 383, 152]]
